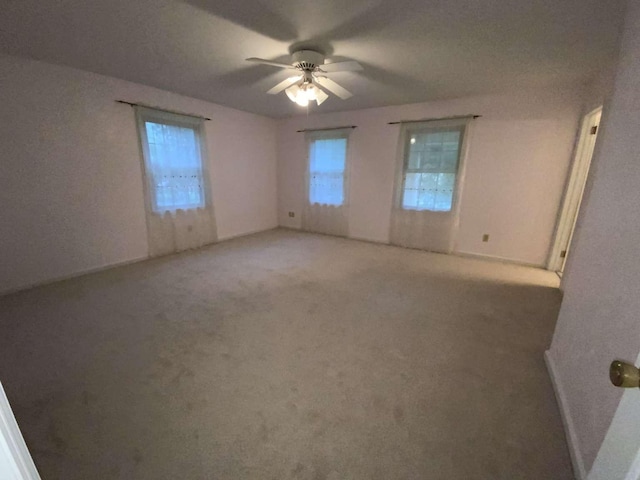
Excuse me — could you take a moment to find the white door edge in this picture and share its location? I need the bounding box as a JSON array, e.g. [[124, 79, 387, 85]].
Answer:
[[0, 382, 41, 480]]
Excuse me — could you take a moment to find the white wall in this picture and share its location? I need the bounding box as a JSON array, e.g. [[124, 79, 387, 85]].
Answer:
[[581, 66, 618, 116], [277, 87, 583, 266], [548, 0, 640, 475], [0, 54, 277, 294]]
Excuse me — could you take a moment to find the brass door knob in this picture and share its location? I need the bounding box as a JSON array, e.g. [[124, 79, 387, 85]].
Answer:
[[610, 360, 640, 388]]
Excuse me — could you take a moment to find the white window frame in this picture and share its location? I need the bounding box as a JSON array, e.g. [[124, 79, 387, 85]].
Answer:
[[135, 107, 211, 214], [305, 129, 352, 207], [394, 119, 470, 215]]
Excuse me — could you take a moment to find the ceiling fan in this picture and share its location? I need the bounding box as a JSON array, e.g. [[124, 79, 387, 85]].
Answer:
[[246, 50, 363, 107]]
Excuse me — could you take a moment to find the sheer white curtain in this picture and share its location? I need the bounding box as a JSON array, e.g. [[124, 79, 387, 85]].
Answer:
[[136, 107, 217, 257], [390, 118, 472, 253], [302, 129, 351, 237]]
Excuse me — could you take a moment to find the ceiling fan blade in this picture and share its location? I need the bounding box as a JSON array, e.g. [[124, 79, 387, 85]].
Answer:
[[315, 87, 329, 105], [319, 61, 364, 73], [314, 76, 353, 100], [245, 57, 295, 69], [267, 75, 303, 95]]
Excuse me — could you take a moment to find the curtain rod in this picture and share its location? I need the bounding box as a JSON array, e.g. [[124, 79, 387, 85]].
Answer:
[[296, 125, 357, 133], [116, 100, 211, 121], [387, 114, 480, 125]]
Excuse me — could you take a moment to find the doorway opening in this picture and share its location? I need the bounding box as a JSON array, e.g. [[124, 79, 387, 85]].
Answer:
[[548, 106, 602, 274]]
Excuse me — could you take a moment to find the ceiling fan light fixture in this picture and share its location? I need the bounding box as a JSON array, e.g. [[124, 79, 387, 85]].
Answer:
[[285, 84, 300, 102], [305, 84, 317, 101], [285, 82, 320, 107], [285, 84, 308, 106]]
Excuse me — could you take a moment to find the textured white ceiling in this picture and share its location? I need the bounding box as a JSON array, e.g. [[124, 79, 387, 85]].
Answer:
[[0, 0, 626, 118]]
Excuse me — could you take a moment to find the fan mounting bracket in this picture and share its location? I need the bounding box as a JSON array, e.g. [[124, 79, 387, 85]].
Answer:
[[292, 50, 325, 71]]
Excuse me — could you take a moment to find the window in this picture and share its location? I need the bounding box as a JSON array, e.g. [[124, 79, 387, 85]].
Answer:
[[308, 135, 348, 206], [137, 109, 207, 212], [400, 126, 465, 212]]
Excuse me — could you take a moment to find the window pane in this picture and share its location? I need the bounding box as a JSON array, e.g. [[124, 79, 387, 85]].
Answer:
[[309, 137, 347, 206], [437, 173, 456, 191], [443, 131, 460, 148], [402, 173, 420, 209], [401, 127, 462, 212], [407, 150, 421, 169], [144, 121, 205, 212], [440, 151, 459, 172], [418, 173, 437, 210], [434, 190, 453, 211], [425, 132, 443, 146]]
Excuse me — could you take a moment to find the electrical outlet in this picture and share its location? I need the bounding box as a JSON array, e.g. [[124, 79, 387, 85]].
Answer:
[[288, 211, 295, 218], [482, 234, 489, 242]]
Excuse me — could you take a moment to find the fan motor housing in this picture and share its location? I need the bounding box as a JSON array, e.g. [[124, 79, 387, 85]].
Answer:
[[292, 50, 325, 70]]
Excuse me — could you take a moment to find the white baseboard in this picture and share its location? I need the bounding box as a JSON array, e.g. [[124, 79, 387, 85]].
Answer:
[[545, 350, 587, 480], [276, 225, 300, 232], [277, 228, 390, 246], [277, 229, 550, 268], [347, 235, 389, 245], [0, 255, 149, 297], [2, 228, 548, 296], [0, 383, 41, 479], [454, 250, 543, 268], [217, 225, 279, 242], [1, 227, 280, 297]]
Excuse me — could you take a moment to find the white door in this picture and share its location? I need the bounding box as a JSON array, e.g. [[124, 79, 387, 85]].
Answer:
[[588, 353, 640, 480], [549, 107, 602, 273]]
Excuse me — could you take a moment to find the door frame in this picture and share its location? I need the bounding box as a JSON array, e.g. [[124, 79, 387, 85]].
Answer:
[[548, 106, 602, 272]]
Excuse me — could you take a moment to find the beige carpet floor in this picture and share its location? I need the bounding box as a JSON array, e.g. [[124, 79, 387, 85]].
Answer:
[[0, 229, 573, 479]]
